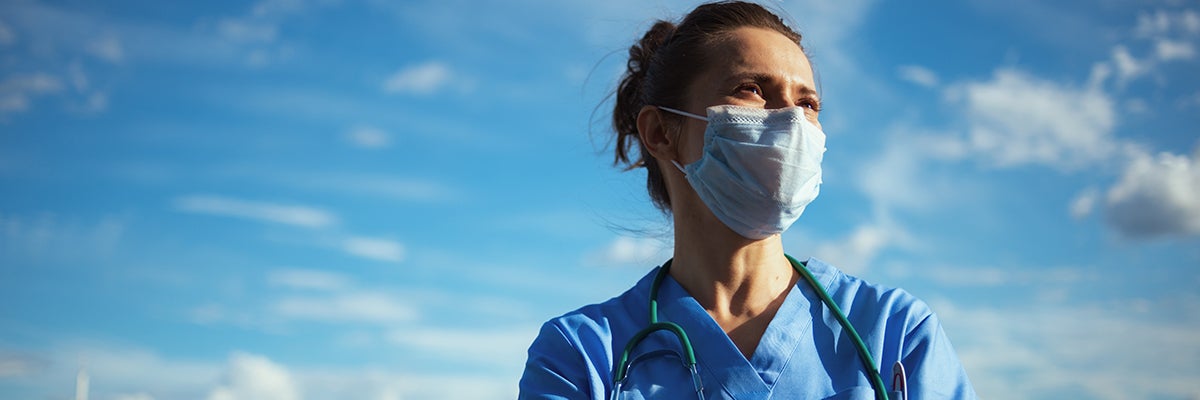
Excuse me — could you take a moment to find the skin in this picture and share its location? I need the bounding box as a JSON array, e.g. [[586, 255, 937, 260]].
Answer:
[[635, 27, 822, 360]]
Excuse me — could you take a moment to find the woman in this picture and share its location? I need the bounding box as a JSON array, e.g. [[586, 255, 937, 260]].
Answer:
[[520, 2, 977, 399]]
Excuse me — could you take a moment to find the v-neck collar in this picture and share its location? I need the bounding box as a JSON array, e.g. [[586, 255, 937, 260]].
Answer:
[[653, 264, 829, 399]]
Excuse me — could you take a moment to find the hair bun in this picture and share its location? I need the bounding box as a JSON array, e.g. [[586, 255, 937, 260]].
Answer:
[[614, 20, 676, 169]]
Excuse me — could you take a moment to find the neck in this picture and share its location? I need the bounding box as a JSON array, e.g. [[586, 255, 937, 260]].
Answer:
[[669, 212, 795, 317]]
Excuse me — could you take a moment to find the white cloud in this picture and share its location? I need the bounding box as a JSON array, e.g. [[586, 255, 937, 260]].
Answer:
[[586, 235, 672, 267], [267, 268, 351, 291], [1135, 10, 1172, 38], [14, 343, 519, 400], [68, 62, 89, 91], [0, 20, 15, 45], [0, 72, 65, 114], [812, 221, 906, 275], [1186, 10, 1200, 34], [345, 125, 391, 149], [0, 212, 125, 259], [61, 346, 220, 397], [251, 0, 306, 17], [173, 195, 337, 228], [949, 68, 1117, 170], [1103, 148, 1200, 238], [1069, 188, 1098, 219], [66, 91, 108, 115], [114, 393, 155, 400], [299, 369, 518, 400], [328, 176, 457, 202], [856, 128, 968, 212], [87, 34, 124, 63], [913, 264, 1086, 287], [386, 325, 538, 367], [207, 352, 298, 400], [272, 292, 418, 325], [216, 19, 277, 43], [0, 355, 40, 377], [896, 65, 939, 88], [939, 299, 1200, 399], [1154, 38, 1195, 61], [341, 236, 405, 263], [1110, 45, 1147, 84], [243, 169, 459, 203], [1136, 9, 1200, 38], [383, 61, 451, 95], [1178, 91, 1200, 110]]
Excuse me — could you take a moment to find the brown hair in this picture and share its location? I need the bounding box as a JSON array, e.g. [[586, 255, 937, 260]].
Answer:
[[612, 1, 804, 212]]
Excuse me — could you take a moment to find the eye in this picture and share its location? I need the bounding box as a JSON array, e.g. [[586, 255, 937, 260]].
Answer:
[[735, 83, 762, 96], [799, 97, 822, 112]]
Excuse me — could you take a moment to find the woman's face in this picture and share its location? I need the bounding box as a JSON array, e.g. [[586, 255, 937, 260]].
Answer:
[[675, 26, 820, 164]]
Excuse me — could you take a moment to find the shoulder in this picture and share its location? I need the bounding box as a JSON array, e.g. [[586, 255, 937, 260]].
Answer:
[[804, 258, 978, 398], [805, 257, 933, 323], [519, 268, 658, 398], [537, 268, 655, 347]]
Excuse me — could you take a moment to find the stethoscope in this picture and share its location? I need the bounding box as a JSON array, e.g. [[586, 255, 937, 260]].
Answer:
[[610, 254, 906, 400]]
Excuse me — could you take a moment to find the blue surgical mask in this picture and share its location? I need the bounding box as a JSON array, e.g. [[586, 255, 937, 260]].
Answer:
[[658, 105, 826, 239]]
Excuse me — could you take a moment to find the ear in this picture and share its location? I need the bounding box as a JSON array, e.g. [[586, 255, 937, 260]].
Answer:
[[636, 105, 679, 162]]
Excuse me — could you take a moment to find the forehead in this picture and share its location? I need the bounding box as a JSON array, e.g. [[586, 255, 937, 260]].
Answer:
[[701, 27, 814, 87]]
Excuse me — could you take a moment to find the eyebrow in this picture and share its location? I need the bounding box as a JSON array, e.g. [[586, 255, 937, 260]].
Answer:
[[723, 72, 819, 98]]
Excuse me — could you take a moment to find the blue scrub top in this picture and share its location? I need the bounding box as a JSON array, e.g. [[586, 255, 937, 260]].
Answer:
[[519, 258, 977, 399]]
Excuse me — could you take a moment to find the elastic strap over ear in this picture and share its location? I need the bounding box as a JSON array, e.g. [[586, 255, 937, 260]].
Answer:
[[657, 106, 709, 121]]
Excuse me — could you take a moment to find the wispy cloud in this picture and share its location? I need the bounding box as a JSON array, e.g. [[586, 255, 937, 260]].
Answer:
[[86, 33, 124, 63], [1069, 188, 1098, 220], [584, 235, 672, 267], [344, 125, 391, 149], [0, 72, 65, 114], [271, 292, 418, 325], [215, 19, 278, 44], [386, 325, 538, 367], [0, 20, 14, 45], [341, 236, 406, 263], [173, 195, 337, 228], [0, 212, 125, 259], [220, 168, 461, 203], [4, 342, 521, 400], [1099, 9, 1200, 87], [1109, 45, 1147, 85], [267, 269, 351, 291], [856, 127, 969, 212], [896, 65, 939, 88], [383, 61, 452, 95], [113, 393, 155, 400], [1155, 38, 1196, 61], [1134, 9, 1200, 38], [0, 353, 42, 377], [812, 220, 907, 275], [911, 264, 1087, 287]]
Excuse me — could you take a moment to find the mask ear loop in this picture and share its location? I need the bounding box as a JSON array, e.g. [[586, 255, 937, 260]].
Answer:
[[657, 106, 708, 121], [670, 160, 687, 175], [655, 106, 707, 175]]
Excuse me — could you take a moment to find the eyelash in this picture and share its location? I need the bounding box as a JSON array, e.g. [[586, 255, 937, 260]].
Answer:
[[732, 83, 822, 113], [735, 83, 762, 96], [800, 97, 822, 112]]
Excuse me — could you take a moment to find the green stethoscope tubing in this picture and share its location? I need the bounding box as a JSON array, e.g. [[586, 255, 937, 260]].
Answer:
[[611, 254, 889, 400]]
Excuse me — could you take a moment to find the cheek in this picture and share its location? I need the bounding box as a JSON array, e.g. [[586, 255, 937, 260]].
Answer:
[[678, 121, 707, 164]]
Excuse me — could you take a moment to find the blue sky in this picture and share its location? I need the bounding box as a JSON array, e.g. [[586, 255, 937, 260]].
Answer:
[[1, 0, 1198, 399]]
